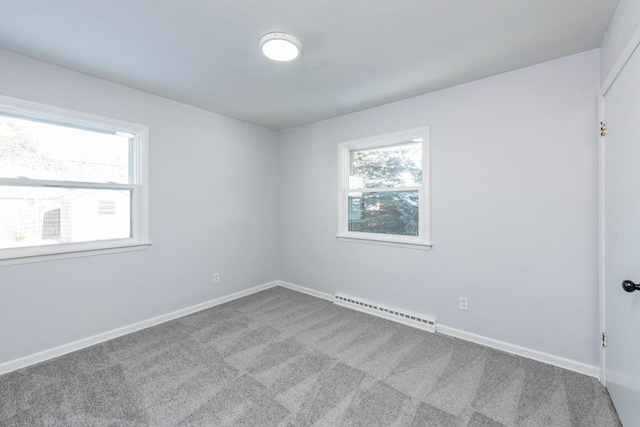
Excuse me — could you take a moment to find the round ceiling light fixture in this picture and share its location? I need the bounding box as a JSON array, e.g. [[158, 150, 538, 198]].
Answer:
[[260, 32, 301, 62]]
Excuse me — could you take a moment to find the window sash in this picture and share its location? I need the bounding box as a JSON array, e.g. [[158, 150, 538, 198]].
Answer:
[[347, 186, 421, 193], [0, 180, 139, 251], [0, 107, 131, 138], [0, 177, 135, 191]]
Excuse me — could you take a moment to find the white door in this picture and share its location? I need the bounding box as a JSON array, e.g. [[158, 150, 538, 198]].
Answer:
[[603, 43, 640, 427]]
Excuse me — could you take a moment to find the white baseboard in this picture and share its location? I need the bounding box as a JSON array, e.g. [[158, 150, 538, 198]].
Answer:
[[1, 279, 600, 380], [277, 281, 599, 379], [437, 324, 599, 378], [0, 281, 279, 376], [277, 280, 333, 301]]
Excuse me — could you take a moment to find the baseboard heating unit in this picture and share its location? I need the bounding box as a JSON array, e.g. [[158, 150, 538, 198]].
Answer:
[[334, 293, 436, 333]]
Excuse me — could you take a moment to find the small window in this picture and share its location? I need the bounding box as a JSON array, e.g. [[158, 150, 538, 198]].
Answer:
[[0, 96, 149, 263], [337, 127, 431, 248]]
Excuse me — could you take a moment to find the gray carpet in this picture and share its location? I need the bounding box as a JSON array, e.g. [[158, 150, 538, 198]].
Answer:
[[0, 286, 621, 426]]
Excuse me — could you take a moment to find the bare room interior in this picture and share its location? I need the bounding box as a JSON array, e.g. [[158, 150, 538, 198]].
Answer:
[[1, 0, 639, 426]]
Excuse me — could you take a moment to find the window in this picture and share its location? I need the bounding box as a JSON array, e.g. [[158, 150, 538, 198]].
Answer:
[[337, 127, 431, 248], [0, 95, 149, 264]]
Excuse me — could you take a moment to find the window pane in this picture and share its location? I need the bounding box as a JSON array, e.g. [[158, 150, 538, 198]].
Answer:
[[0, 115, 130, 183], [348, 191, 419, 236], [350, 142, 422, 189], [0, 186, 131, 249]]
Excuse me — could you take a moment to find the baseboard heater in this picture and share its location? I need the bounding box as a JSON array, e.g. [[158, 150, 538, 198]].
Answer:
[[334, 293, 436, 333]]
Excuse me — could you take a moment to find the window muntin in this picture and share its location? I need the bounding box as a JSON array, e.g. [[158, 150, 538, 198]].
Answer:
[[0, 96, 148, 262], [338, 128, 430, 247]]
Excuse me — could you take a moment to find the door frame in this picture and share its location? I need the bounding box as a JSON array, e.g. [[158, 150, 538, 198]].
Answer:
[[599, 24, 640, 386]]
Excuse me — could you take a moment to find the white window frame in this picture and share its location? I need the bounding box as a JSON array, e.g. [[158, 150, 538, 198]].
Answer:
[[337, 127, 432, 249], [0, 95, 150, 266]]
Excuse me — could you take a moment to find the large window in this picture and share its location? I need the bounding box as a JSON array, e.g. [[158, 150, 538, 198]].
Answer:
[[338, 127, 431, 248], [0, 96, 149, 263]]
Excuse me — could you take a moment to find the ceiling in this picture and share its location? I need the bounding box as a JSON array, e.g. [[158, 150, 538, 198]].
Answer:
[[0, 0, 620, 131]]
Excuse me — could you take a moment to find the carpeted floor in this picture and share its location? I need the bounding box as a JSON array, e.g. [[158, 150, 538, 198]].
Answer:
[[0, 286, 622, 426]]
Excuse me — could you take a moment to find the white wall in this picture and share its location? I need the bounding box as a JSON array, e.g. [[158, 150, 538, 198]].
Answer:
[[600, 0, 640, 84], [279, 50, 601, 366], [0, 50, 280, 365], [0, 47, 602, 369]]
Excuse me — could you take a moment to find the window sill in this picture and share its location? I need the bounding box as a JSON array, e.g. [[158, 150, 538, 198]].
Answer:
[[0, 241, 152, 267], [336, 235, 433, 250]]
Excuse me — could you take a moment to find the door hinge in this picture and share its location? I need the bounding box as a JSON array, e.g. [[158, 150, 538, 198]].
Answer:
[[600, 122, 607, 137], [602, 332, 607, 348]]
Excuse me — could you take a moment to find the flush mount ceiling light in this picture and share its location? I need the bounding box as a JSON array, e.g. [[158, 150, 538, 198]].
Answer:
[[260, 33, 301, 62]]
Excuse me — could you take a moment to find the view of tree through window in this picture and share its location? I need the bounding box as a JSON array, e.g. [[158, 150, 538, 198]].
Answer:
[[0, 114, 133, 250], [348, 142, 422, 236]]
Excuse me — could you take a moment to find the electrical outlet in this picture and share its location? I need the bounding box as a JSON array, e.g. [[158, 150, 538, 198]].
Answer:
[[459, 297, 468, 311], [213, 273, 220, 284]]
